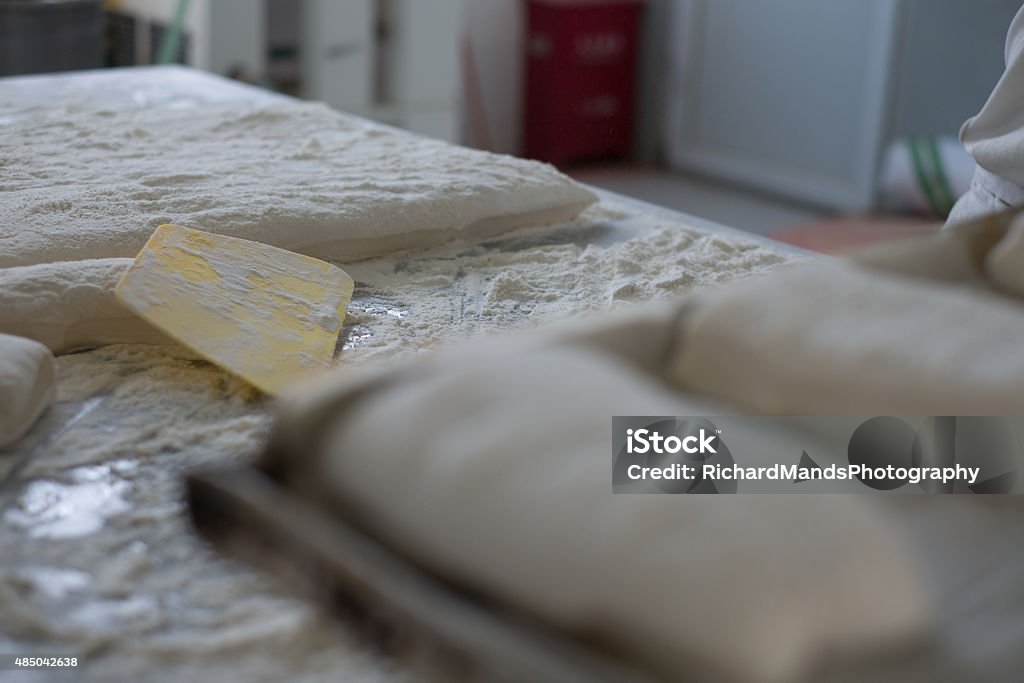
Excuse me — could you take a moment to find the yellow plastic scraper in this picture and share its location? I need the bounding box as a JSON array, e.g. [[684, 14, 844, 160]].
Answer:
[[116, 224, 354, 396]]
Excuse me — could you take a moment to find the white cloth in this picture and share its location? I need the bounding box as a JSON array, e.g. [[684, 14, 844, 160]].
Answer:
[[948, 4, 1024, 227]]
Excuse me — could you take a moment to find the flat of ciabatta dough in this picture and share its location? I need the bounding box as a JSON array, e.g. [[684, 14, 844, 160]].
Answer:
[[0, 101, 596, 268]]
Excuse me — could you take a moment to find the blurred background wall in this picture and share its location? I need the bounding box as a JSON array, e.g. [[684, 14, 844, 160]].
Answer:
[[2, 0, 1021, 247]]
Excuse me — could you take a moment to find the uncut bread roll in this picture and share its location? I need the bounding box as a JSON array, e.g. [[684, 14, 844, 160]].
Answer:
[[0, 333, 55, 448]]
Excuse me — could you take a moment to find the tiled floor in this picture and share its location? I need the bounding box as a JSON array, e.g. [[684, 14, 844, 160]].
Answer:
[[568, 162, 824, 237]]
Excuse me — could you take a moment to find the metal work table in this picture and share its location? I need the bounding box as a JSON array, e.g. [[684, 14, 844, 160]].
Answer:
[[1, 67, 1020, 683]]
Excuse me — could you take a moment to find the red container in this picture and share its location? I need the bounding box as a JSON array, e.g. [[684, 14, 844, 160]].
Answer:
[[523, 0, 644, 166]]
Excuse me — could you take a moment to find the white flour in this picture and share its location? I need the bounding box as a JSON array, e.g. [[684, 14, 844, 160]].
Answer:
[[0, 201, 794, 682], [335, 202, 794, 366]]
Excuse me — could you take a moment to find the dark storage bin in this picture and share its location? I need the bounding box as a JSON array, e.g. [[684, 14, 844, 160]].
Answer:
[[523, 0, 644, 165]]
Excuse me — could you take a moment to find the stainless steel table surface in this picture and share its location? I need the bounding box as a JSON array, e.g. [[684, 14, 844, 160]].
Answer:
[[1, 66, 1020, 683]]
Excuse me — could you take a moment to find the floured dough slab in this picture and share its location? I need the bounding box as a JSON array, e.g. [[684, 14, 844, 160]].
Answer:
[[0, 101, 596, 268], [0, 259, 169, 353], [0, 333, 55, 448], [268, 328, 929, 682]]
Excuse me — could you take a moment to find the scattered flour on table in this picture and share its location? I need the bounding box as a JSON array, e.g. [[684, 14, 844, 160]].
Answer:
[[0, 203, 796, 682], [334, 203, 796, 366]]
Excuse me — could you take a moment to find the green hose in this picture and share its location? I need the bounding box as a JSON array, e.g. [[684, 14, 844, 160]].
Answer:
[[156, 0, 190, 65]]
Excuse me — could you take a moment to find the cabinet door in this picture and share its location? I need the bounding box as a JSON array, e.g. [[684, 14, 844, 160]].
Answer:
[[665, 0, 901, 211], [300, 0, 374, 115]]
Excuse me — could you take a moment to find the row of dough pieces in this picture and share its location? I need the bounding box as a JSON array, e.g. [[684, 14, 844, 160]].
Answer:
[[8, 212, 1024, 448]]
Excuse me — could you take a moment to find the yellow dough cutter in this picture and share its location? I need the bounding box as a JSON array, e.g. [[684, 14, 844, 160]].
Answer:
[[116, 224, 354, 395]]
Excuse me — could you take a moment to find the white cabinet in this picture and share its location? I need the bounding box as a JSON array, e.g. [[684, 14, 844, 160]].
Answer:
[[664, 0, 1021, 212], [665, 0, 900, 211], [118, 0, 464, 143], [299, 0, 375, 116], [374, 0, 464, 142], [116, 0, 266, 79], [299, 0, 464, 142]]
